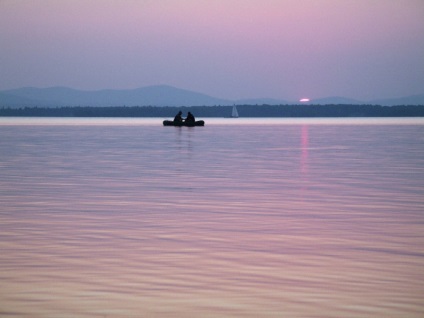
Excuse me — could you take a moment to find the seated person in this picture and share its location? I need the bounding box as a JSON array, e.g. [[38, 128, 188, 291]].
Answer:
[[185, 112, 195, 124], [173, 111, 183, 122]]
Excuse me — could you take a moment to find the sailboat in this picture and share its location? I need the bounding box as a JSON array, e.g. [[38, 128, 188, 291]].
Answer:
[[231, 105, 239, 118]]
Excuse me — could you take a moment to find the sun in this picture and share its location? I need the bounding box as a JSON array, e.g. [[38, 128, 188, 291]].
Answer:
[[299, 98, 310, 102]]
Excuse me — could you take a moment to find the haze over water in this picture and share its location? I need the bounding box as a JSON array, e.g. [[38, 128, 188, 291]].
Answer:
[[1, 118, 424, 317]]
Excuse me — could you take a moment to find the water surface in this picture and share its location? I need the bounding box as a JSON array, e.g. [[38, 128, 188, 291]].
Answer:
[[1, 117, 424, 317]]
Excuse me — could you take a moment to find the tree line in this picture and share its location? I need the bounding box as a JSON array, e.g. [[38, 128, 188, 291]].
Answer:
[[0, 104, 423, 117]]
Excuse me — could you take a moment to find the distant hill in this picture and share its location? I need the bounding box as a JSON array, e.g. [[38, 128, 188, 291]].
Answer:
[[236, 98, 289, 105], [303, 96, 362, 105], [0, 92, 53, 107], [300, 95, 424, 106], [369, 94, 424, 106], [1, 85, 423, 107], [0, 85, 233, 107]]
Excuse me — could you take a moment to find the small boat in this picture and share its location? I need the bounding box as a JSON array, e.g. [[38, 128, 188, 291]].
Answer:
[[163, 120, 205, 127], [231, 105, 239, 118]]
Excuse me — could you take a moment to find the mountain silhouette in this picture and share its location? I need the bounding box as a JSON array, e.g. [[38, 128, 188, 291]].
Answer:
[[1, 85, 423, 107], [299, 96, 362, 105], [369, 94, 424, 106], [0, 85, 232, 107]]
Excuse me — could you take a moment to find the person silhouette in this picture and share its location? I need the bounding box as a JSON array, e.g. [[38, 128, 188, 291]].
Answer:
[[173, 111, 183, 123], [185, 112, 195, 124]]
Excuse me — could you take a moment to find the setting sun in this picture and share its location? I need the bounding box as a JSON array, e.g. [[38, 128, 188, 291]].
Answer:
[[300, 98, 310, 102]]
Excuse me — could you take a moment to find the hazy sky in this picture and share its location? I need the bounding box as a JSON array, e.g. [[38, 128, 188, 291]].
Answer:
[[1, 0, 424, 101]]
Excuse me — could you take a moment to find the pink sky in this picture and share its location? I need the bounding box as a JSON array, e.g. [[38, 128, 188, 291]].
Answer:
[[1, 0, 423, 101]]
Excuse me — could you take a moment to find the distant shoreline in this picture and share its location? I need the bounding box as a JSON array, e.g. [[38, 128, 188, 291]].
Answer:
[[1, 105, 424, 117]]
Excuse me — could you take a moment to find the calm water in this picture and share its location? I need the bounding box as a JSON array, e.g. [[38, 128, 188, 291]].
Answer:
[[1, 117, 424, 317]]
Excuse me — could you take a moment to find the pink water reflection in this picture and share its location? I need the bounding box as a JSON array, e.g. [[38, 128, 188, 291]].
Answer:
[[1, 201, 423, 317], [1, 120, 423, 317]]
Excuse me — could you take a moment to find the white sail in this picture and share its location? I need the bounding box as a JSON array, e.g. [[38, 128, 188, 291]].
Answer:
[[232, 105, 239, 118]]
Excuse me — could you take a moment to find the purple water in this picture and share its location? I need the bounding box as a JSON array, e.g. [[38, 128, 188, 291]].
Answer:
[[1, 118, 423, 317]]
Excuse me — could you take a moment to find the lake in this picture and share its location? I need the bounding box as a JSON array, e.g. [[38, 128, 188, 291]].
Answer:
[[1, 117, 424, 317]]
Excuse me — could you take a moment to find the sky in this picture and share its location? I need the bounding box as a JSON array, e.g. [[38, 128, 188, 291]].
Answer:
[[1, 0, 424, 101]]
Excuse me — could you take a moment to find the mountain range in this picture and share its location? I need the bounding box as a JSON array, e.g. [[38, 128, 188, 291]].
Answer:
[[1, 85, 423, 107]]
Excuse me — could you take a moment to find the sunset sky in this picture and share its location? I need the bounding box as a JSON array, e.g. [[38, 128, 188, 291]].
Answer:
[[1, 0, 423, 101]]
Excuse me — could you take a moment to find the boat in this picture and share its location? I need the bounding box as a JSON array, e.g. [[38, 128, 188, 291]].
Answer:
[[231, 105, 239, 118], [163, 120, 205, 127]]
